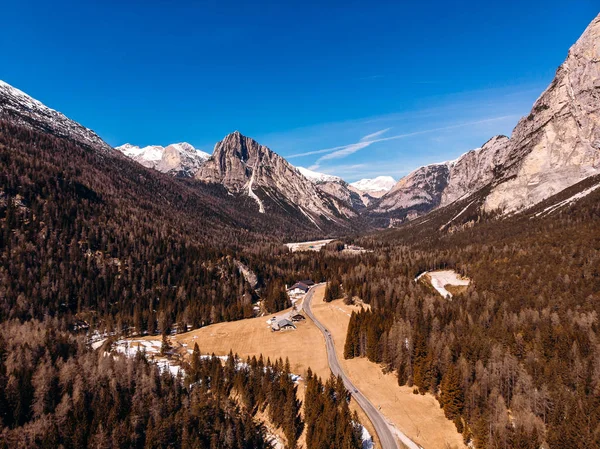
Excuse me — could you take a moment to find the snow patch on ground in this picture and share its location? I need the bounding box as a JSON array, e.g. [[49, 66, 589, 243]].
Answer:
[[416, 270, 470, 299], [441, 200, 475, 229], [534, 183, 600, 217], [247, 165, 265, 213], [359, 424, 375, 449], [111, 339, 184, 376], [286, 239, 334, 252]]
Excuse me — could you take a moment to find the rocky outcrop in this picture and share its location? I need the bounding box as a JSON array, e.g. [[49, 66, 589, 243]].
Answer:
[[374, 162, 450, 215], [297, 166, 367, 210], [196, 131, 356, 221], [0, 80, 112, 152]]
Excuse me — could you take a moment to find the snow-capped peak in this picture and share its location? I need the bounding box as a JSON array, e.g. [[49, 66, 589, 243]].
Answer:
[[350, 176, 396, 193], [169, 142, 211, 160], [296, 167, 343, 184], [116, 141, 210, 177]]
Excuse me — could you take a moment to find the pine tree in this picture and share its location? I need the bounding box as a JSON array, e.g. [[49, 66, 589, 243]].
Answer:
[[344, 312, 358, 359], [440, 365, 464, 420]]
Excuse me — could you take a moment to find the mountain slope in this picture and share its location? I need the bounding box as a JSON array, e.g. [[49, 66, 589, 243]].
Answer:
[[0, 80, 112, 152], [374, 13, 600, 222], [196, 131, 358, 226], [116, 142, 210, 177], [297, 166, 367, 211]]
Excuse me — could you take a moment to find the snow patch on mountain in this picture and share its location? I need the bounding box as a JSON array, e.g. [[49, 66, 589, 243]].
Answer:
[[296, 167, 343, 183], [350, 176, 396, 193]]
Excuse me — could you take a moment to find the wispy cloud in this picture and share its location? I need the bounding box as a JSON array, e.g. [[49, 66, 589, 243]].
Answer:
[[360, 128, 391, 141], [305, 115, 518, 170]]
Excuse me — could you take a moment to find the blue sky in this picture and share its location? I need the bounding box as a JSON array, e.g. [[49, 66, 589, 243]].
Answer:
[[1, 1, 597, 181]]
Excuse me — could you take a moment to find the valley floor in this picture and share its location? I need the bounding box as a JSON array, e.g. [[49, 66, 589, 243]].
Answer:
[[135, 285, 465, 449]]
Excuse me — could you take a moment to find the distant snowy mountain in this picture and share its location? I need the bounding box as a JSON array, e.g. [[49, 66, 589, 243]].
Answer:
[[350, 176, 395, 196], [296, 167, 343, 183], [0, 80, 112, 152], [116, 142, 210, 177], [296, 167, 367, 210]]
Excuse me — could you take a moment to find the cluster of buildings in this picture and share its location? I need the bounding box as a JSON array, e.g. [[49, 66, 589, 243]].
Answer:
[[269, 279, 314, 331], [271, 313, 306, 331]]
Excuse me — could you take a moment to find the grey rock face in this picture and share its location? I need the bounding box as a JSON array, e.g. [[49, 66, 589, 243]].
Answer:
[[485, 13, 600, 212], [441, 135, 511, 207], [375, 162, 450, 215], [116, 142, 210, 177], [196, 131, 356, 219], [157, 143, 210, 177], [0, 80, 112, 152], [313, 179, 367, 211]]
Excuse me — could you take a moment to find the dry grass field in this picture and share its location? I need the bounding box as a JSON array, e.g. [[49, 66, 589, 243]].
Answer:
[[137, 284, 465, 448], [309, 285, 466, 449], [137, 303, 379, 448]]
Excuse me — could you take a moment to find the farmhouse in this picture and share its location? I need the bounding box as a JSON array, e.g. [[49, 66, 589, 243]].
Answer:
[[287, 279, 315, 296], [272, 319, 296, 331]]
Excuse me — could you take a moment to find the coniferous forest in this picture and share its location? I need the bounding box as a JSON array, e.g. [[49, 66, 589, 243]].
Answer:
[[2, 103, 600, 449]]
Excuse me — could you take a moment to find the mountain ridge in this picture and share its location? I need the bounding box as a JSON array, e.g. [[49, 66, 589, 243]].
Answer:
[[373, 12, 600, 224]]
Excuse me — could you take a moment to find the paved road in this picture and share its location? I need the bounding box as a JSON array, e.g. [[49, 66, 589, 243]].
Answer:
[[302, 285, 405, 449]]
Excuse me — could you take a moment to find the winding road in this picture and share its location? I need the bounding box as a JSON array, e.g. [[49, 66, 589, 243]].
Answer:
[[302, 285, 415, 449]]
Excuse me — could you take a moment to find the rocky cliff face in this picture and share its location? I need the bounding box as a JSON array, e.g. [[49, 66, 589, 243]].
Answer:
[[374, 162, 450, 216], [440, 135, 511, 207], [116, 142, 210, 177], [484, 13, 600, 212], [376, 13, 600, 220], [0, 80, 112, 152], [196, 131, 356, 222]]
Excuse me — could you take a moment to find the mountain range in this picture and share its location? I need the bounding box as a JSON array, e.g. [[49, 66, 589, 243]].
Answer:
[[1, 13, 599, 234]]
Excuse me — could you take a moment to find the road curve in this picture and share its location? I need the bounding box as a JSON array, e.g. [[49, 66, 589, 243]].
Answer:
[[303, 285, 406, 449]]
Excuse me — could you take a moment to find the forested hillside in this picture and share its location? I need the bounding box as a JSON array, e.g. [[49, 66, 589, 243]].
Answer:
[[0, 320, 363, 449], [0, 121, 332, 331], [335, 182, 600, 448]]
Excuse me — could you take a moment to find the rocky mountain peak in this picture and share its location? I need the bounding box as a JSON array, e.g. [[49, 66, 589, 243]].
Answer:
[[197, 131, 357, 222], [373, 13, 600, 221]]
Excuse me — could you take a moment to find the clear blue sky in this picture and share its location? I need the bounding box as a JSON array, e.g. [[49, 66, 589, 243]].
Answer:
[[1, 1, 597, 181]]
